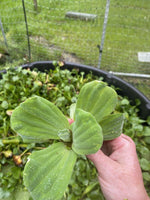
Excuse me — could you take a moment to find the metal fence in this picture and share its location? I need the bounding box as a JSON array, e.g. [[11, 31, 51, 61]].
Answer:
[[0, 0, 150, 97]]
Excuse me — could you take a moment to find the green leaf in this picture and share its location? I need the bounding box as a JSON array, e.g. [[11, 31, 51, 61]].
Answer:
[[0, 139, 4, 147], [144, 137, 150, 145], [70, 103, 76, 120], [140, 158, 150, 171], [76, 81, 118, 122], [99, 113, 124, 140], [1, 101, 9, 109], [138, 146, 150, 161], [121, 99, 130, 105], [72, 109, 103, 155], [58, 129, 72, 142], [143, 172, 150, 182], [11, 96, 69, 143], [147, 116, 150, 125], [11, 167, 21, 179], [23, 142, 77, 200], [0, 188, 10, 199], [82, 182, 98, 197], [143, 127, 150, 137], [0, 186, 31, 200]]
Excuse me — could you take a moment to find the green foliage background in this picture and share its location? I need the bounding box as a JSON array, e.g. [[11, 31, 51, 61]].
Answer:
[[0, 66, 150, 199]]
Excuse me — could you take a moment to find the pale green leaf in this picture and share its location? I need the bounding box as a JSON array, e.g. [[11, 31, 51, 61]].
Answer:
[[70, 103, 76, 120], [140, 158, 150, 171], [143, 127, 150, 137], [24, 142, 77, 200], [99, 113, 124, 140], [143, 172, 150, 182], [76, 81, 118, 122], [58, 129, 72, 142], [72, 109, 103, 155], [11, 96, 69, 143], [3, 186, 31, 200], [82, 182, 98, 197]]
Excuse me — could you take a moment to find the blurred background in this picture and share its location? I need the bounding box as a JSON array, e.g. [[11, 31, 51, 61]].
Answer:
[[0, 0, 150, 98]]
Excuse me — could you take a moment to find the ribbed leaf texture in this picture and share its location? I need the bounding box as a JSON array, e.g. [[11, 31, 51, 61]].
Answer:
[[10, 81, 125, 200], [99, 113, 124, 140], [76, 81, 118, 123], [72, 109, 103, 155], [11, 96, 69, 142], [24, 142, 77, 200]]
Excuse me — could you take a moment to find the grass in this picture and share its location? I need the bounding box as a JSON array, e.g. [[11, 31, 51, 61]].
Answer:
[[0, 0, 150, 98]]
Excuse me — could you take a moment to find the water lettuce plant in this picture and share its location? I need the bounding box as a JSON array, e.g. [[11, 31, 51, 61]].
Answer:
[[10, 80, 124, 200]]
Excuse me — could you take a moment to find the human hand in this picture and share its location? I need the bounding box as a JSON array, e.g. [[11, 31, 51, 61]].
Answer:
[[87, 134, 150, 200]]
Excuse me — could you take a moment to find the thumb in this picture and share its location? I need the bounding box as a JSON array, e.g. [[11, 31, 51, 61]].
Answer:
[[87, 150, 118, 177]]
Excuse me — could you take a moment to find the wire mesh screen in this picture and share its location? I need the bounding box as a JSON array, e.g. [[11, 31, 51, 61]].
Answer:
[[0, 0, 28, 64], [25, 0, 106, 66], [101, 1, 150, 74], [0, 0, 150, 97], [0, 0, 107, 66]]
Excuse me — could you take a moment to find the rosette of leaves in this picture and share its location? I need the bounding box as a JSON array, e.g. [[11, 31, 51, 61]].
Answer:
[[10, 80, 124, 200]]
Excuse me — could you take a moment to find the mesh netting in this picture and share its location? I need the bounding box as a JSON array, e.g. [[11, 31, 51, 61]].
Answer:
[[0, 0, 150, 98]]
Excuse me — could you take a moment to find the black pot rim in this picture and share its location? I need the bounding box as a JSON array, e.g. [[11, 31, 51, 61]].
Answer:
[[1, 61, 150, 119]]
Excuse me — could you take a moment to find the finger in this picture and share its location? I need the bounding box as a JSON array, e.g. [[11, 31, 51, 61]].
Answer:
[[108, 134, 139, 166], [68, 118, 74, 125], [101, 134, 126, 156], [102, 134, 135, 155], [105, 134, 128, 153], [87, 150, 119, 176]]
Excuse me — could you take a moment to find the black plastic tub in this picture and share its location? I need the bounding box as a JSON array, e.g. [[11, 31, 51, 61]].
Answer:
[[20, 61, 150, 120], [0, 60, 148, 120]]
